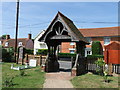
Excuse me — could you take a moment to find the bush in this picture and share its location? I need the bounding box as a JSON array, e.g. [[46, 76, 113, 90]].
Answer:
[[25, 49, 33, 55], [36, 49, 48, 55], [92, 41, 103, 55], [95, 58, 105, 76], [2, 47, 15, 62], [87, 55, 104, 59], [58, 53, 76, 58]]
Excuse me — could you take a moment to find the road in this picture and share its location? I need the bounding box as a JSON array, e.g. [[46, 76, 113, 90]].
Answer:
[[58, 60, 72, 71]]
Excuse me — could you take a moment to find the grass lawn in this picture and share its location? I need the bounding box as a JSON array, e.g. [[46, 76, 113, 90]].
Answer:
[[1, 63, 45, 88], [71, 73, 119, 88]]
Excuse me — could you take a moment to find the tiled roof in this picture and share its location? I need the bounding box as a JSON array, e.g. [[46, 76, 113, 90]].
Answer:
[[79, 26, 119, 37], [2, 38, 29, 48]]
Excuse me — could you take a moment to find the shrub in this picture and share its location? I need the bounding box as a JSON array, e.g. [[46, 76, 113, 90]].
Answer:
[[95, 58, 105, 76], [36, 49, 48, 55], [58, 53, 76, 58], [2, 47, 15, 62], [92, 41, 103, 55], [87, 55, 104, 59], [25, 49, 33, 55]]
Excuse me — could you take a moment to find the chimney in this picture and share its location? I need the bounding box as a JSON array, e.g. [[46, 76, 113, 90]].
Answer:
[[28, 34, 32, 39], [6, 35, 10, 40]]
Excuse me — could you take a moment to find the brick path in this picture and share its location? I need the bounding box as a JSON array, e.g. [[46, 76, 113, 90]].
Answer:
[[43, 71, 74, 88]]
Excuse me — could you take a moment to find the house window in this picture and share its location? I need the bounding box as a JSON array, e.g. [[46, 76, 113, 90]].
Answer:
[[5, 42, 9, 46], [70, 50, 75, 54], [18, 42, 23, 46], [85, 48, 92, 57], [86, 37, 92, 44], [104, 37, 110, 45], [87, 51, 91, 55], [70, 42, 75, 45], [40, 43, 46, 49]]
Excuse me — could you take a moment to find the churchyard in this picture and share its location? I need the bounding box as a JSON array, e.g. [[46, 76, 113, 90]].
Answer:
[[1, 62, 119, 88], [1, 63, 45, 88]]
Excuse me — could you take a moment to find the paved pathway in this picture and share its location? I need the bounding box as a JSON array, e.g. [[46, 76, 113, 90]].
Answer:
[[43, 71, 74, 88]]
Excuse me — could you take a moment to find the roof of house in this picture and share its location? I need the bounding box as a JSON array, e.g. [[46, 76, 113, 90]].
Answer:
[[79, 26, 120, 37], [2, 38, 30, 48]]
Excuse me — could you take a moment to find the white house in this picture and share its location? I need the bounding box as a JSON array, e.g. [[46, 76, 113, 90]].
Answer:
[[34, 30, 48, 55]]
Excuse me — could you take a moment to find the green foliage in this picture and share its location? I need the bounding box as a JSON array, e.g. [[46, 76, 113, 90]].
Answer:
[[25, 49, 33, 55], [87, 55, 104, 59], [2, 47, 15, 62], [0, 35, 6, 39], [58, 53, 76, 57], [3, 74, 15, 87], [19, 70, 25, 76], [92, 41, 103, 55], [95, 58, 105, 76], [36, 49, 48, 55], [103, 70, 108, 82]]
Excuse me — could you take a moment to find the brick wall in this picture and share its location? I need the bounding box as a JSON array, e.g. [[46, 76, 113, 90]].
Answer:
[[61, 37, 120, 53], [61, 42, 76, 53]]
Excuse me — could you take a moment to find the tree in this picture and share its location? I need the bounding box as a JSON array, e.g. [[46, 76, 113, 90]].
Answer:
[[92, 41, 103, 55], [0, 35, 7, 39]]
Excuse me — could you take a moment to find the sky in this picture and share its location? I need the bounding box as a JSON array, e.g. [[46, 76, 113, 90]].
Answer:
[[1, 2, 118, 39]]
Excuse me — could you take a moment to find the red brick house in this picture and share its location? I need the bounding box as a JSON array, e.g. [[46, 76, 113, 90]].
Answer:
[[61, 26, 120, 57], [1, 34, 34, 49]]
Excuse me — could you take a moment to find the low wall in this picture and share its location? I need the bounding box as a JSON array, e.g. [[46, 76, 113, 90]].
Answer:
[[18, 54, 47, 66]]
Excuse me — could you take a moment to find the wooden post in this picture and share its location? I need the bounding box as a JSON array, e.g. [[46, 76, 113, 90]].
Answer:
[[108, 63, 113, 75], [40, 55, 42, 66]]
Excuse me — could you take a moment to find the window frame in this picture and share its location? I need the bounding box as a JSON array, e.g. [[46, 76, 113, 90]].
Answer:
[[104, 37, 111, 45]]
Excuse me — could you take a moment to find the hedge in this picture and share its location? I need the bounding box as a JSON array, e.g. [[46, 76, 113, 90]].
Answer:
[[92, 41, 103, 55], [2, 47, 15, 62], [87, 55, 104, 59], [58, 53, 76, 58], [25, 49, 34, 55], [36, 49, 48, 55]]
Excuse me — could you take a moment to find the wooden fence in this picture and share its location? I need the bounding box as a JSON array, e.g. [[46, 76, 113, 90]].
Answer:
[[86, 59, 120, 74]]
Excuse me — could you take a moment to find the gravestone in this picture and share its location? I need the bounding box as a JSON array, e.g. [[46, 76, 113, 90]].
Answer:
[[29, 59, 37, 67], [18, 46, 24, 64]]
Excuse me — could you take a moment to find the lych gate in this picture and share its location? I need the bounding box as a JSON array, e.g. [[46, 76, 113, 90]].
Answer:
[[39, 12, 88, 76]]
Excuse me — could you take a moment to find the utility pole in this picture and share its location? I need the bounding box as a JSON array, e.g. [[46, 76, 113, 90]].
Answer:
[[15, 0, 20, 64]]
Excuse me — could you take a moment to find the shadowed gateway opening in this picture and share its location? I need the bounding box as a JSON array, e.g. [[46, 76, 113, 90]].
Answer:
[[39, 12, 89, 76]]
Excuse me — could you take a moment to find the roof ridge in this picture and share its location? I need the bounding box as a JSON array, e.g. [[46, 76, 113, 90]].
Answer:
[[58, 11, 73, 23], [79, 26, 119, 30]]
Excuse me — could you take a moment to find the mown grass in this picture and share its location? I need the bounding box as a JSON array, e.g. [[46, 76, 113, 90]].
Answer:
[[2, 63, 45, 88], [71, 73, 119, 88]]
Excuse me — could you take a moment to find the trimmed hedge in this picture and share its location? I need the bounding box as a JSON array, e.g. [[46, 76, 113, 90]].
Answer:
[[25, 49, 34, 55], [87, 55, 104, 59], [92, 41, 103, 55], [58, 53, 76, 58], [36, 49, 48, 55]]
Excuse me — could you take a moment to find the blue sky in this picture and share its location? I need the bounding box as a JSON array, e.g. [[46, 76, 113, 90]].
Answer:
[[2, 2, 118, 38]]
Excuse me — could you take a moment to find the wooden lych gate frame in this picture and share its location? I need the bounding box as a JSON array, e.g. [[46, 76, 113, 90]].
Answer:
[[39, 12, 89, 76]]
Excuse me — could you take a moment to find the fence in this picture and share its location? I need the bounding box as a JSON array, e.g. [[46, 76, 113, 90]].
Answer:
[[86, 59, 120, 74], [112, 64, 120, 74]]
